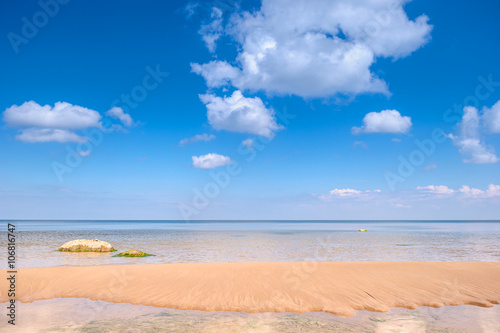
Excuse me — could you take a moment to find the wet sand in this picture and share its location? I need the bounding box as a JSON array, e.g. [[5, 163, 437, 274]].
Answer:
[[2, 262, 500, 317]]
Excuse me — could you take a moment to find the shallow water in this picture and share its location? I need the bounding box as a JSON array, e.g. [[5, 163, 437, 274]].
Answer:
[[1, 298, 499, 333], [1, 220, 500, 268], [2, 221, 500, 331]]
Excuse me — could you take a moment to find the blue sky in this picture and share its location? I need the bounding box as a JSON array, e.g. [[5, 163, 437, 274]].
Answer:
[[1, 0, 500, 220]]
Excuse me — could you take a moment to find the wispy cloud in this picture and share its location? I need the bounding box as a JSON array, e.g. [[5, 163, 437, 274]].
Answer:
[[353, 141, 368, 149], [242, 138, 254, 150], [199, 7, 223, 53], [179, 133, 216, 146], [318, 188, 381, 201], [417, 185, 455, 195], [105, 107, 134, 127], [421, 164, 437, 173], [15, 128, 88, 143], [318, 184, 500, 204]]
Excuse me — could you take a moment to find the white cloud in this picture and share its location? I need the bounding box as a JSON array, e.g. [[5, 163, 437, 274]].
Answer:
[[459, 184, 500, 198], [459, 185, 484, 197], [320, 189, 362, 200], [3, 101, 134, 144], [200, 90, 281, 138], [412, 184, 500, 199], [192, 153, 232, 169], [392, 138, 402, 142], [191, 61, 241, 88], [486, 184, 500, 197], [417, 185, 455, 195], [332, 189, 362, 197], [483, 100, 500, 133], [318, 188, 381, 201], [105, 107, 134, 127], [192, 0, 431, 98], [450, 106, 499, 164], [199, 7, 223, 53], [179, 133, 216, 146], [242, 138, 254, 149], [3, 101, 102, 129], [15, 128, 88, 143], [352, 110, 412, 134], [454, 138, 498, 164]]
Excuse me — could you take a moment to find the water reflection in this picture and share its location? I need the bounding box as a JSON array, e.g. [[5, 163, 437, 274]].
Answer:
[[4, 298, 499, 333], [0, 222, 498, 268]]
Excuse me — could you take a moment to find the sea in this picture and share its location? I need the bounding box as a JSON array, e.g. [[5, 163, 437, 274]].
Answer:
[[1, 220, 499, 332], [1, 220, 499, 269]]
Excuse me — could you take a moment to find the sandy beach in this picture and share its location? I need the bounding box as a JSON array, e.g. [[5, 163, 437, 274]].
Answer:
[[3, 261, 500, 317]]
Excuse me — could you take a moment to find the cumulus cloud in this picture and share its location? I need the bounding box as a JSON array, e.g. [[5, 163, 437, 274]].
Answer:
[[352, 110, 412, 134], [417, 185, 455, 195], [3, 101, 134, 144], [415, 184, 500, 199], [191, 0, 432, 98], [179, 133, 216, 146], [459, 184, 500, 198], [105, 107, 134, 127], [449, 106, 499, 164], [200, 90, 281, 138], [484, 184, 500, 197], [3, 101, 101, 129], [192, 153, 232, 169], [191, 61, 241, 88], [15, 128, 88, 143], [483, 100, 500, 133], [329, 188, 362, 197]]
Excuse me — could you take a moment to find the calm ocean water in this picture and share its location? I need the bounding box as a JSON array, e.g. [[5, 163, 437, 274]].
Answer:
[[1, 220, 500, 268]]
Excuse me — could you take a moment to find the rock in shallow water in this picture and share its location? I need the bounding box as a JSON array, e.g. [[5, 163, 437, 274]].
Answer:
[[58, 239, 115, 252], [113, 250, 154, 257]]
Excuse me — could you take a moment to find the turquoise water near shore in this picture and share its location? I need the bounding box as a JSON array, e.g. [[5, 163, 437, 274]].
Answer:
[[1, 220, 499, 268]]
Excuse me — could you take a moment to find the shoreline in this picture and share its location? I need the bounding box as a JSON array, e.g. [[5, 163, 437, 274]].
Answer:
[[2, 262, 500, 317]]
